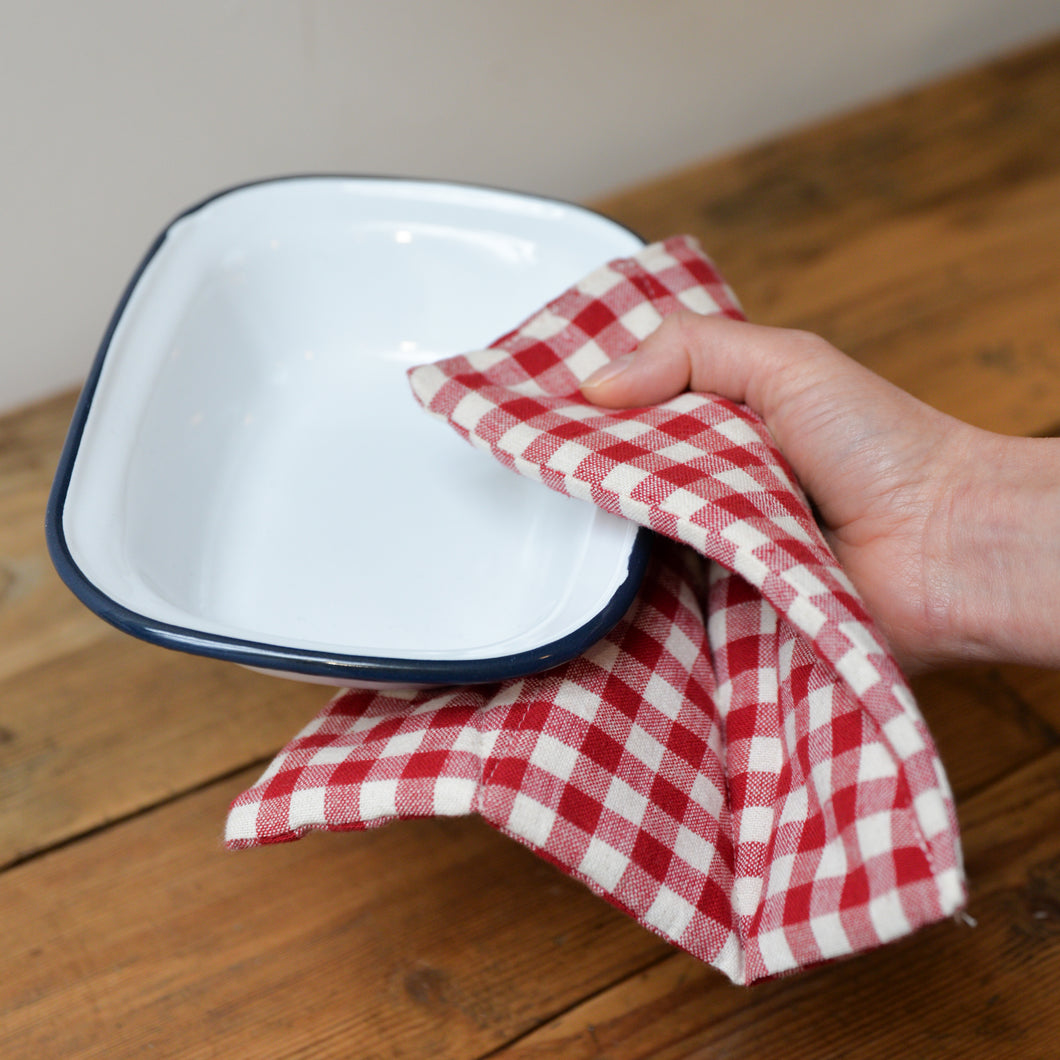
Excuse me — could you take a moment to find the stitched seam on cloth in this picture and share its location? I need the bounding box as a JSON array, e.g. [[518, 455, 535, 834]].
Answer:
[[478, 692, 534, 821], [853, 698, 961, 913], [699, 560, 743, 967], [706, 567, 772, 976]]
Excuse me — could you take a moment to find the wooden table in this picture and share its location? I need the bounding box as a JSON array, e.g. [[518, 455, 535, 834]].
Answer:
[[3, 36, 1060, 1058]]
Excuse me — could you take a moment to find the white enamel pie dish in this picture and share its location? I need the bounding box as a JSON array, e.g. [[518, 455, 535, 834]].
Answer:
[[46, 176, 650, 686]]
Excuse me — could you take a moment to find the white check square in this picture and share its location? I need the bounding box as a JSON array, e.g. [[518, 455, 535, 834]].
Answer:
[[289, 786, 327, 824], [619, 301, 663, 339], [508, 792, 556, 847], [604, 776, 648, 824], [644, 886, 697, 938], [359, 779, 399, 819], [579, 836, 629, 891], [810, 911, 852, 958], [577, 265, 623, 297], [530, 732, 580, 782]]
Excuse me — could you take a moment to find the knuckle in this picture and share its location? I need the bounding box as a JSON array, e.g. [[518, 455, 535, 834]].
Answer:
[[779, 328, 838, 362]]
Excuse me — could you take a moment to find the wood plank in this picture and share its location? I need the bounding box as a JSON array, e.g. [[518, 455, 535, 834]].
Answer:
[[593, 40, 1060, 436], [0, 636, 330, 867], [911, 664, 1060, 800], [735, 172, 1060, 433], [489, 744, 1060, 1060], [0, 392, 111, 688], [0, 772, 669, 1059], [994, 665, 1060, 737], [0, 394, 334, 865]]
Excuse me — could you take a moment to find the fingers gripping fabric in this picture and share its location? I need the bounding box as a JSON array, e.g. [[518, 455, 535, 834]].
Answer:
[[226, 236, 965, 983]]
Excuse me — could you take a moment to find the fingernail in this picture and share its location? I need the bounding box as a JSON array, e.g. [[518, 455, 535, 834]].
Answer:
[[581, 352, 635, 389]]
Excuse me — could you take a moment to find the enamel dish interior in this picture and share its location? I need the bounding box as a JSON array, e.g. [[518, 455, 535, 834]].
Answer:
[[47, 177, 649, 685]]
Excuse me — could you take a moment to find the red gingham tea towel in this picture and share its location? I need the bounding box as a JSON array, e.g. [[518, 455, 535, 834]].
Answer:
[[226, 236, 965, 984]]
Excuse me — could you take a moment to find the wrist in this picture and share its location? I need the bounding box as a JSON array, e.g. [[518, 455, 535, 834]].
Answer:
[[936, 434, 1060, 668]]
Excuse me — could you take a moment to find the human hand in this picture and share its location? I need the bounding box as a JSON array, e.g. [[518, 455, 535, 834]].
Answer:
[[581, 312, 1060, 674]]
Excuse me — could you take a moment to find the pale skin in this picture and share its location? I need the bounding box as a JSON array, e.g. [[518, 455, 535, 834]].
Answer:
[[581, 312, 1060, 675]]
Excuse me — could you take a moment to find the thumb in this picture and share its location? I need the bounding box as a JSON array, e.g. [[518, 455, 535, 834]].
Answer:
[[580, 311, 797, 415]]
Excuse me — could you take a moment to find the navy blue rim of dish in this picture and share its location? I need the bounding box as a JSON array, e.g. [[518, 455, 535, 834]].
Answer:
[[44, 174, 652, 684]]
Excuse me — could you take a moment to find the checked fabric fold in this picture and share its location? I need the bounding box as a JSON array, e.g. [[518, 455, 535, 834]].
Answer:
[[226, 236, 965, 984]]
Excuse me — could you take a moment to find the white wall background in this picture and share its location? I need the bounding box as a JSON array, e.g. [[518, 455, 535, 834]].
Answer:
[[4, 0, 1059, 415]]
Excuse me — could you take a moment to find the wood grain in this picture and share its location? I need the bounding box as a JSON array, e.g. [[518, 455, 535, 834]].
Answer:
[[491, 748, 1060, 1060], [911, 665, 1060, 800], [0, 776, 668, 1059], [0, 393, 111, 688], [0, 636, 329, 867], [2, 33, 1059, 1060]]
